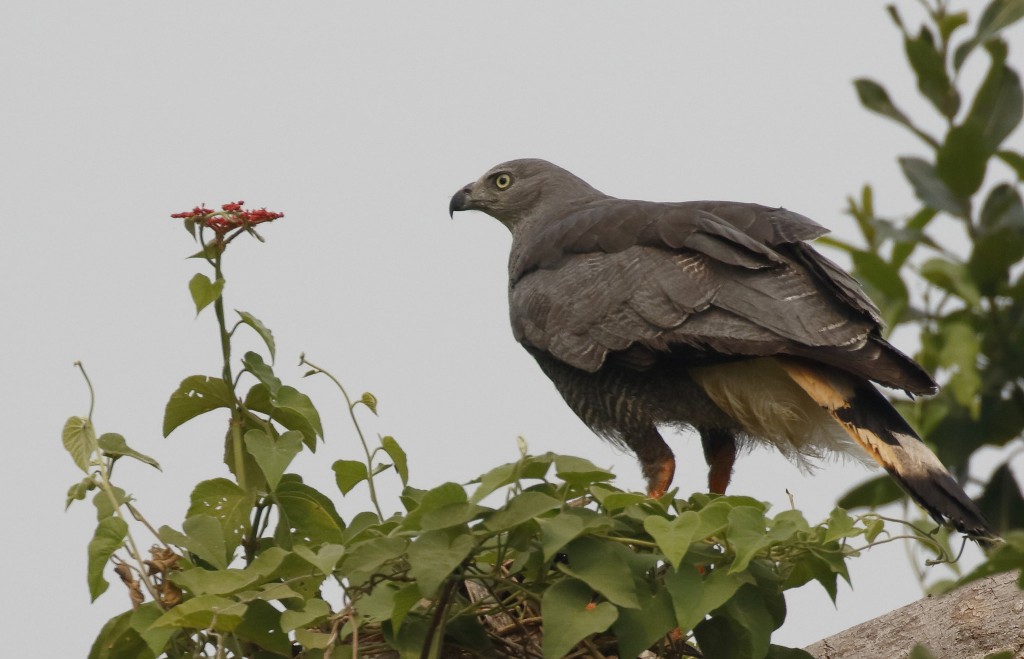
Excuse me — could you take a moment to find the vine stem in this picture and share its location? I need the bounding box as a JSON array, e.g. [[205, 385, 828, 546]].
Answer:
[[75, 361, 161, 601], [300, 354, 385, 520], [74, 361, 95, 421]]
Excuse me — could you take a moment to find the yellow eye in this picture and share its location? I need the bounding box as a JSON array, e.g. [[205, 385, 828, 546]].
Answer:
[[495, 173, 512, 189]]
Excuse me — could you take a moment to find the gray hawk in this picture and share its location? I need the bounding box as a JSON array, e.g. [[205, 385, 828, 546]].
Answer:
[[450, 158, 993, 541]]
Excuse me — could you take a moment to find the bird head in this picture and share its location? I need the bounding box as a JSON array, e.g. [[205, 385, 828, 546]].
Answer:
[[449, 158, 603, 232]]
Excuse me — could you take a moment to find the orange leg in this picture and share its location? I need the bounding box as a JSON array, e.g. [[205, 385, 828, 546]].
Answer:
[[644, 455, 677, 498], [701, 428, 737, 495], [632, 426, 676, 498]]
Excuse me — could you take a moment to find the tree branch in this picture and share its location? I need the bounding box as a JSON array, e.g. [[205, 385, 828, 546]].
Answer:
[[805, 572, 1024, 658]]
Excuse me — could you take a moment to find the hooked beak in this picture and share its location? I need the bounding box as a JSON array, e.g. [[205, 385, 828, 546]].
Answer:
[[448, 184, 473, 218]]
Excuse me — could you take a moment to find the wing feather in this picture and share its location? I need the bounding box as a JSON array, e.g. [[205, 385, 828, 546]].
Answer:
[[510, 200, 936, 393]]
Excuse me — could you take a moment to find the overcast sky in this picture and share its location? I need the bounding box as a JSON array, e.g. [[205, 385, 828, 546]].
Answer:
[[2, 1, 1020, 656]]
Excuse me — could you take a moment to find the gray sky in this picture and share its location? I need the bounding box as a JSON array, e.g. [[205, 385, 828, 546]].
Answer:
[[2, 1, 1019, 655]]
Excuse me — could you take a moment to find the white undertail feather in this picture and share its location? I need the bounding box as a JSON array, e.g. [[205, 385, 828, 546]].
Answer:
[[775, 358, 953, 479], [689, 358, 872, 470]]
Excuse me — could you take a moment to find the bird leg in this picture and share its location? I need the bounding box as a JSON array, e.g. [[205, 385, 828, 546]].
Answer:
[[700, 428, 737, 495], [634, 427, 676, 498], [645, 456, 676, 499]]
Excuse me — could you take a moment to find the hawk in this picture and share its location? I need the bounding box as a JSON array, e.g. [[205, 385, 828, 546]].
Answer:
[[450, 158, 994, 541]]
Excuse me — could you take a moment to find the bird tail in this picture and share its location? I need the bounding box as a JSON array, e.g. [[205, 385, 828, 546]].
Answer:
[[777, 357, 996, 544]]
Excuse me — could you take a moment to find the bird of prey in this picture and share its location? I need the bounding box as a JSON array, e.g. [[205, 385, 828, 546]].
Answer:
[[450, 158, 994, 541]]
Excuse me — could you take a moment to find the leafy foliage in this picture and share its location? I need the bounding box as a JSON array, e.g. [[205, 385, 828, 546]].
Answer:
[[63, 201, 897, 658], [827, 1, 1024, 562], [62, 4, 1024, 657]]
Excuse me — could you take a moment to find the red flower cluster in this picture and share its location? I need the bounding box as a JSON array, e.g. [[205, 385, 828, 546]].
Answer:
[[170, 201, 284, 234]]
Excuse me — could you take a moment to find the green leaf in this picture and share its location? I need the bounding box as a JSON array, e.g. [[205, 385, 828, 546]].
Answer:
[[891, 207, 938, 268], [188, 273, 224, 315], [407, 529, 475, 596], [541, 579, 618, 659], [726, 506, 770, 573], [151, 594, 246, 632], [766, 645, 816, 659], [612, 589, 676, 659], [380, 435, 408, 486], [97, 433, 161, 470], [182, 514, 230, 569], [280, 598, 331, 633], [899, 157, 968, 217], [980, 183, 1024, 230], [391, 583, 422, 632], [186, 478, 254, 558], [380, 613, 432, 657], [838, 474, 905, 509], [720, 585, 777, 659], [537, 508, 614, 562], [997, 149, 1024, 178], [954, 0, 1024, 70], [553, 454, 614, 486], [236, 310, 276, 363], [845, 184, 876, 248], [939, 321, 981, 371], [920, 258, 982, 306], [484, 491, 562, 531], [644, 511, 700, 568], [961, 39, 1024, 152], [594, 488, 648, 511], [66, 476, 97, 509], [172, 566, 261, 596], [851, 250, 909, 304], [666, 565, 747, 632], [235, 599, 292, 657], [974, 185, 1024, 291], [446, 614, 494, 655], [402, 481, 468, 530], [244, 383, 323, 449], [976, 462, 1024, 534], [664, 565, 703, 631], [469, 453, 555, 502], [130, 603, 174, 657], [293, 543, 346, 576], [242, 352, 281, 396], [904, 27, 959, 118], [93, 486, 131, 521], [162, 375, 233, 437], [273, 479, 346, 546], [358, 391, 378, 415], [88, 610, 152, 659], [693, 585, 774, 659], [695, 498, 735, 538], [254, 582, 304, 602], [825, 508, 856, 543], [936, 122, 990, 198], [559, 537, 642, 609], [87, 516, 128, 601], [244, 429, 302, 491], [938, 11, 970, 43], [354, 581, 399, 623], [420, 501, 489, 531], [854, 79, 938, 148], [970, 226, 1024, 293], [332, 459, 368, 495], [63, 416, 98, 472], [337, 536, 409, 586]]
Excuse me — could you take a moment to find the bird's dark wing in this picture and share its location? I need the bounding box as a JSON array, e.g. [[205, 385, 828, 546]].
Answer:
[[510, 200, 936, 394]]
